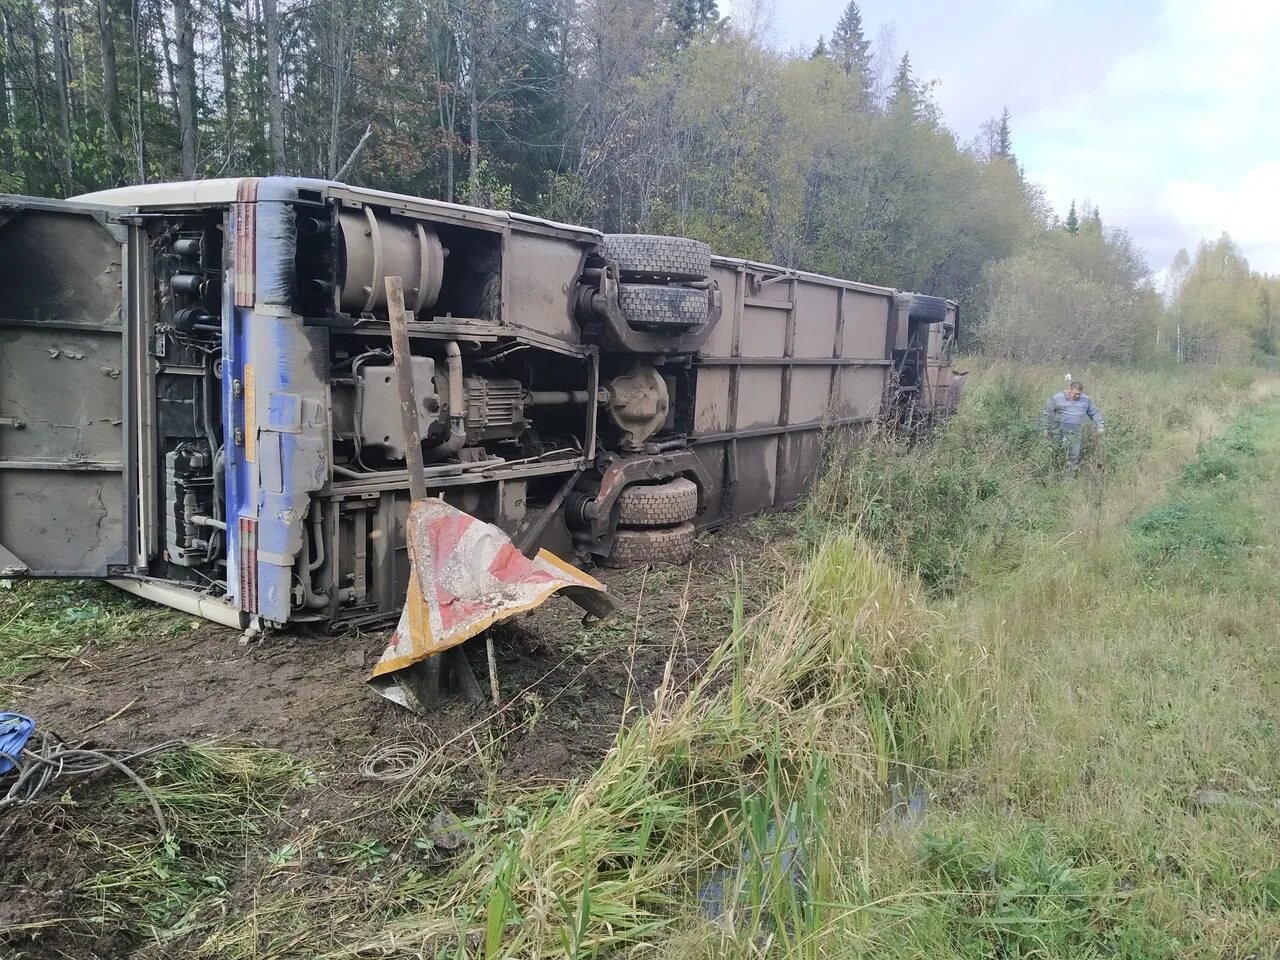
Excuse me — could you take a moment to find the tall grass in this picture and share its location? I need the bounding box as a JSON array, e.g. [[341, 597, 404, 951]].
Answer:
[[805, 362, 1261, 594], [99, 362, 1280, 958], [329, 535, 986, 958]]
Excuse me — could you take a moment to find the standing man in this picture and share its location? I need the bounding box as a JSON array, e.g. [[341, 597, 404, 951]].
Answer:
[[1042, 379, 1105, 476]]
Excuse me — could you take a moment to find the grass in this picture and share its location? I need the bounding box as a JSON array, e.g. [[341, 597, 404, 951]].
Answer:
[[6, 361, 1280, 958], [0, 579, 187, 695], [196, 534, 979, 959], [919, 367, 1280, 957], [74, 746, 315, 945], [191, 363, 1280, 958]]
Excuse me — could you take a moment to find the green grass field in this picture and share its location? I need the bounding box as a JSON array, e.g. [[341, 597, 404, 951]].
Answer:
[[4, 362, 1278, 958]]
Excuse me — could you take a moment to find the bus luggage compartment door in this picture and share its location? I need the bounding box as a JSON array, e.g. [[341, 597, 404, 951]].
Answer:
[[0, 197, 138, 577]]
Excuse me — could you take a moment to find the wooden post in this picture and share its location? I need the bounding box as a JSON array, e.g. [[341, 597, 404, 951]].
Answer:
[[385, 276, 427, 503], [386, 275, 489, 706]]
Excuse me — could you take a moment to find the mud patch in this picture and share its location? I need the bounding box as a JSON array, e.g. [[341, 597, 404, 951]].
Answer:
[[0, 518, 794, 959]]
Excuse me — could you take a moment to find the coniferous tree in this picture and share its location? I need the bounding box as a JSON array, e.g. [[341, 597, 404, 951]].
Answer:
[[889, 52, 916, 118], [996, 106, 1013, 160], [172, 0, 199, 178], [263, 0, 284, 174], [671, 0, 719, 36], [1065, 200, 1080, 235], [0, 0, 1229, 374], [830, 1, 872, 99]]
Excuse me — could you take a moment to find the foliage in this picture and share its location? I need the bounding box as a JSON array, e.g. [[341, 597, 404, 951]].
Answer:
[[829, 0, 872, 100], [3, 0, 1264, 368], [807, 370, 1067, 591], [921, 830, 1101, 957], [0, 0, 1088, 320], [1179, 448, 1239, 484], [974, 226, 1161, 363], [1162, 234, 1279, 364]]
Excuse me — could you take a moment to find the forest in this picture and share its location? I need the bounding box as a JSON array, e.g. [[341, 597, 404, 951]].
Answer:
[[0, 0, 1274, 364]]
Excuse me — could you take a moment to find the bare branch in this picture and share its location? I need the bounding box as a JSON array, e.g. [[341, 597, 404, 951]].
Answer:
[[334, 124, 373, 181]]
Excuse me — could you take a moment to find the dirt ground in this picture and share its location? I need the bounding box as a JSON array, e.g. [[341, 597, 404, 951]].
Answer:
[[0, 519, 793, 959]]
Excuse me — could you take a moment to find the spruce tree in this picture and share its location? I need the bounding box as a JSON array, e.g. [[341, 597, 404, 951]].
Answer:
[[890, 53, 917, 119], [830, 1, 872, 99], [996, 106, 1013, 160], [811, 34, 829, 60], [1065, 200, 1080, 235], [671, 0, 719, 37]]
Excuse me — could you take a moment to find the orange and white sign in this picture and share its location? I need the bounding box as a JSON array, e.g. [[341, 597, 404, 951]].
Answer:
[[369, 498, 611, 707]]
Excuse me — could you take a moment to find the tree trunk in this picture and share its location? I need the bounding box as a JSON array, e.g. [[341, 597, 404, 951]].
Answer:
[[58, 6, 81, 118], [129, 0, 147, 181], [0, 11, 11, 171], [467, 67, 478, 200], [263, 0, 284, 173], [23, 10, 50, 135], [325, 12, 352, 178], [49, 2, 75, 194], [172, 0, 198, 177], [217, 0, 237, 160], [70, 9, 86, 117], [459, 0, 481, 200], [8, 5, 74, 191], [243, 0, 262, 165], [97, 0, 125, 182], [435, 29, 456, 202], [155, 0, 179, 116]]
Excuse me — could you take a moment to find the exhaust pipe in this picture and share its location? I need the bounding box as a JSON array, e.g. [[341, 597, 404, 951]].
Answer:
[[427, 341, 467, 462]]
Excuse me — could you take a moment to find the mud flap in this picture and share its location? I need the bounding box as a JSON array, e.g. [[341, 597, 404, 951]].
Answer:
[[369, 498, 615, 710]]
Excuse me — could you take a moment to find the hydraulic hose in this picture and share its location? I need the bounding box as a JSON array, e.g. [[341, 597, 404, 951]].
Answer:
[[297, 501, 330, 610], [307, 503, 326, 573]]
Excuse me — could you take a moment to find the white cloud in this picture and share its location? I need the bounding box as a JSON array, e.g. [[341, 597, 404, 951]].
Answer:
[[727, 0, 1280, 275], [1162, 166, 1280, 270], [1017, 0, 1280, 272]]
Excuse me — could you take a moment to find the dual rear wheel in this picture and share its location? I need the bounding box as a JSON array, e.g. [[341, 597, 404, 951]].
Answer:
[[604, 234, 712, 332], [605, 477, 699, 565]]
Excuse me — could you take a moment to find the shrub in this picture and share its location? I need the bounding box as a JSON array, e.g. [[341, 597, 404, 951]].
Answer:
[[1179, 449, 1240, 484]]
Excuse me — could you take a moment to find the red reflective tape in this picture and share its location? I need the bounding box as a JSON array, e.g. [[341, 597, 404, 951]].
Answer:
[[233, 178, 259, 307], [238, 516, 258, 614], [233, 204, 255, 307]]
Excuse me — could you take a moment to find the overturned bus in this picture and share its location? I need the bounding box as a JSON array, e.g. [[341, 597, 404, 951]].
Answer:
[[0, 178, 958, 632]]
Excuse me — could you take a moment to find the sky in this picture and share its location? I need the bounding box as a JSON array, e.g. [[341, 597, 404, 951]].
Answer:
[[721, 0, 1280, 277]]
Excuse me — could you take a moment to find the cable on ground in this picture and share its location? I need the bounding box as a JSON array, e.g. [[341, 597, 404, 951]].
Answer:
[[358, 742, 431, 783], [1, 728, 184, 834]]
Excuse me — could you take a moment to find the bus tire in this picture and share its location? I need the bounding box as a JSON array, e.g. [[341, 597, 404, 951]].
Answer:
[[602, 234, 711, 282], [606, 522, 696, 566], [618, 283, 709, 329], [907, 294, 949, 324], [616, 478, 700, 527]]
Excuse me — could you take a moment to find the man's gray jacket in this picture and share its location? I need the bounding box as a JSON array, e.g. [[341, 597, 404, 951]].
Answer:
[[1042, 391, 1104, 434]]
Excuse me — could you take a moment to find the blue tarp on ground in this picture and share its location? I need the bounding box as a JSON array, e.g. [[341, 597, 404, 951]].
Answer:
[[0, 712, 35, 775]]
